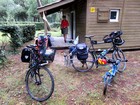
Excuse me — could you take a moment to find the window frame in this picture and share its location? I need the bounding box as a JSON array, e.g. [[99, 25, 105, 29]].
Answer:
[[110, 9, 120, 22]]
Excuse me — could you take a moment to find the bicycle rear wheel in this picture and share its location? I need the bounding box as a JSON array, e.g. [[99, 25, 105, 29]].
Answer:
[[72, 51, 94, 72], [112, 49, 126, 72], [25, 66, 54, 102]]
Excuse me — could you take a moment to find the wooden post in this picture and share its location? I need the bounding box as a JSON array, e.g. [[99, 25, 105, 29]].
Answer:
[[42, 12, 51, 34], [36, 0, 51, 35], [36, 0, 42, 7]]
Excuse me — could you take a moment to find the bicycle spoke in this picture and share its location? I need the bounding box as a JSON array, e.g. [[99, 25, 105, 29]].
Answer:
[[26, 67, 54, 102], [72, 52, 94, 72]]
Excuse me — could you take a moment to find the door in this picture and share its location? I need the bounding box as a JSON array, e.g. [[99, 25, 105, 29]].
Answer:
[[70, 11, 76, 39]]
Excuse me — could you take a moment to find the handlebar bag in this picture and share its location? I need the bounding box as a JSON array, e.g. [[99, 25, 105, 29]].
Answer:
[[76, 43, 88, 60], [21, 47, 30, 63]]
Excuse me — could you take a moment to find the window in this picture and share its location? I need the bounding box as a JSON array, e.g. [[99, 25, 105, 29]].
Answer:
[[110, 10, 119, 22]]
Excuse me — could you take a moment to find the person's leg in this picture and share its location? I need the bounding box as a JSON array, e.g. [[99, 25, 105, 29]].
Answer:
[[64, 28, 68, 43], [64, 34, 67, 43]]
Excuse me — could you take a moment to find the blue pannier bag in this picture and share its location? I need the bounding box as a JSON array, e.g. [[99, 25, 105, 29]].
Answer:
[[76, 43, 88, 60]]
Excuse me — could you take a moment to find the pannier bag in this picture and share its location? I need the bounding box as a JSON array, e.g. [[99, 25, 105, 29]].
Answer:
[[103, 35, 113, 43], [43, 49, 56, 62], [21, 47, 30, 63], [76, 43, 88, 60]]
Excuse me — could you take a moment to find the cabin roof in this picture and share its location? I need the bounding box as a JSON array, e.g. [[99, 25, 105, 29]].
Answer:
[[37, 0, 75, 15]]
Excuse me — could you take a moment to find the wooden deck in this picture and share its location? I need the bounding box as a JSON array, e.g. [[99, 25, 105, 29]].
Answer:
[[50, 37, 75, 50]]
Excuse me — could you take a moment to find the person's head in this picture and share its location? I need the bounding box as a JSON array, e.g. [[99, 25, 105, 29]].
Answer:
[[62, 15, 66, 19]]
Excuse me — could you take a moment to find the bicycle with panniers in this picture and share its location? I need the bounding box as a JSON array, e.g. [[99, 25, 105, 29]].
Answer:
[[21, 35, 55, 102], [64, 31, 126, 72]]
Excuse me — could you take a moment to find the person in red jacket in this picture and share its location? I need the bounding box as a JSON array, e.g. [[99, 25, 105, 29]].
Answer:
[[61, 15, 69, 43]]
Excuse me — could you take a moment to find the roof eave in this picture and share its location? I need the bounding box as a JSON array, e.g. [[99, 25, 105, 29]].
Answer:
[[37, 0, 75, 13]]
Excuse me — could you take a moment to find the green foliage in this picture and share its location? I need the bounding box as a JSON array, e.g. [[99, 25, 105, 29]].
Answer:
[[50, 22, 60, 28], [21, 25, 35, 42], [0, 0, 60, 22], [0, 0, 24, 22], [0, 25, 22, 51], [0, 24, 35, 52], [35, 22, 44, 30]]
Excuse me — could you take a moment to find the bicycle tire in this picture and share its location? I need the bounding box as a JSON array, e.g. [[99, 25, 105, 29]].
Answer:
[[25, 66, 54, 102], [71, 51, 95, 72], [112, 49, 126, 72], [103, 76, 110, 95]]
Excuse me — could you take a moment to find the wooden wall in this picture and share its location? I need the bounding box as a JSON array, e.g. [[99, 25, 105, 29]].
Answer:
[[122, 0, 140, 49], [85, 0, 140, 50], [75, 0, 87, 43]]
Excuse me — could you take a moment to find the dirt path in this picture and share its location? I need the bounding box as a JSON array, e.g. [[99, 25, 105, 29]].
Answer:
[[0, 48, 140, 105]]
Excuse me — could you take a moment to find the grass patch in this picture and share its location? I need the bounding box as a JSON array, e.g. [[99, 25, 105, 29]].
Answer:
[[0, 32, 10, 43]]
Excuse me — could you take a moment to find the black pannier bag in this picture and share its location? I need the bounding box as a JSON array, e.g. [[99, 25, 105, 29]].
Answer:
[[76, 43, 88, 60], [21, 47, 30, 63], [43, 49, 56, 62], [103, 35, 113, 43]]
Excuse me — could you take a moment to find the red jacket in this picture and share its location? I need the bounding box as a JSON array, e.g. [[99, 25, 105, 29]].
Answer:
[[61, 19, 69, 28]]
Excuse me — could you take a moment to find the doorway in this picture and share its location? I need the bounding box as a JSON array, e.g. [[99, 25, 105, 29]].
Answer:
[[70, 11, 76, 40]]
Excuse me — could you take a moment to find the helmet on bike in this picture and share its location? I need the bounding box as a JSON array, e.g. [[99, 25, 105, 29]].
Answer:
[[114, 37, 125, 46], [37, 35, 47, 47], [98, 58, 107, 65]]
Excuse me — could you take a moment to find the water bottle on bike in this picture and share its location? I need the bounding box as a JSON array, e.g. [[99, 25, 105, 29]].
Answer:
[[101, 49, 107, 57]]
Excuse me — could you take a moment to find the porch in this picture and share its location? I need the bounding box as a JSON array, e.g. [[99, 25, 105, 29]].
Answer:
[[50, 37, 74, 50]]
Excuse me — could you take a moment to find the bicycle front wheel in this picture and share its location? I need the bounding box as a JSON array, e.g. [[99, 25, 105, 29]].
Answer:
[[103, 76, 110, 95], [112, 49, 126, 72], [25, 66, 54, 102], [72, 51, 95, 72]]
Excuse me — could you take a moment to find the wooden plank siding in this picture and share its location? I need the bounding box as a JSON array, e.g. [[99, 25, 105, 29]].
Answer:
[[86, 0, 124, 49], [121, 0, 140, 49], [85, 0, 140, 50], [75, 0, 87, 43], [37, 0, 140, 49]]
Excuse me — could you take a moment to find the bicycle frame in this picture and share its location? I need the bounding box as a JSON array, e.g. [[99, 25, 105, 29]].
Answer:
[[103, 62, 119, 83], [87, 36, 123, 68], [102, 59, 127, 95]]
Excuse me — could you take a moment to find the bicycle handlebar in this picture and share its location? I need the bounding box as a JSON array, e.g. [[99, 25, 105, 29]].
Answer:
[[26, 44, 38, 51], [108, 59, 128, 64]]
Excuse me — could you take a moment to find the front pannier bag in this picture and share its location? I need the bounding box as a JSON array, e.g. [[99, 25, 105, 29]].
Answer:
[[21, 47, 30, 62], [76, 43, 88, 60]]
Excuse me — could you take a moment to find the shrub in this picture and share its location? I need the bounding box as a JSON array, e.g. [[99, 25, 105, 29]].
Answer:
[[21, 25, 35, 42], [0, 25, 22, 51], [35, 22, 44, 30], [50, 22, 60, 28], [0, 24, 35, 52]]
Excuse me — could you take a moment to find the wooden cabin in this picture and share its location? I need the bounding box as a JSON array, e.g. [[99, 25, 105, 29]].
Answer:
[[37, 0, 140, 50]]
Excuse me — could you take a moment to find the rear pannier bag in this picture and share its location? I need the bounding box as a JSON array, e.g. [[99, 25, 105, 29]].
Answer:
[[21, 47, 30, 62], [43, 49, 56, 62], [76, 43, 88, 60]]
